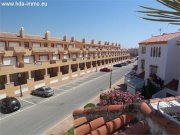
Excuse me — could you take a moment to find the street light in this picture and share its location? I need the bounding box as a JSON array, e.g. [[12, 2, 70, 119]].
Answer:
[[109, 69, 112, 89], [18, 73, 23, 97]]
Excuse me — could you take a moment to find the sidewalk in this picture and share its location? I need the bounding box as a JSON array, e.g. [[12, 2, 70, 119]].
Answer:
[[43, 77, 125, 135]]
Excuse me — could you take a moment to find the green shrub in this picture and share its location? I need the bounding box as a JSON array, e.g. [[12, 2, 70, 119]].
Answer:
[[84, 103, 95, 109], [64, 128, 74, 135]]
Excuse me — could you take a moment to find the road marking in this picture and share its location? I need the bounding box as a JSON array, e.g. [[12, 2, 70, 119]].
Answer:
[[42, 77, 125, 135], [0, 104, 36, 121], [21, 99, 36, 105], [0, 64, 132, 121]]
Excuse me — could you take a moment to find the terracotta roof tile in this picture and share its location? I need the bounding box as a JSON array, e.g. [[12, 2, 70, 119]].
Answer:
[[122, 120, 150, 135], [91, 125, 109, 135], [89, 117, 105, 130], [165, 121, 180, 135], [106, 117, 122, 133], [74, 117, 88, 128], [139, 32, 180, 45], [73, 98, 180, 135], [108, 105, 125, 112], [120, 113, 135, 124], [74, 124, 91, 135], [139, 102, 153, 116], [73, 109, 84, 116]]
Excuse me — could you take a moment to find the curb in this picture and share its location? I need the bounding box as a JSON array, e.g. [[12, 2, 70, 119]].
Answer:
[[43, 77, 124, 135]]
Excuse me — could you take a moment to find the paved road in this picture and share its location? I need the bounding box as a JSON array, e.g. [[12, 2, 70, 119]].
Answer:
[[0, 64, 133, 135]]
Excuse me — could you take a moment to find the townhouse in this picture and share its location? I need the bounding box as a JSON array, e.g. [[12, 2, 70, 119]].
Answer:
[[0, 27, 130, 98], [137, 32, 180, 97]]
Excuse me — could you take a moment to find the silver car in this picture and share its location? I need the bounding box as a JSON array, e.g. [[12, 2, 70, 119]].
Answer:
[[31, 86, 54, 97]]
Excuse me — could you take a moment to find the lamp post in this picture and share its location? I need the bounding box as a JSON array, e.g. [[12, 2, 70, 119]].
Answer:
[[109, 69, 112, 89], [18, 73, 23, 97]]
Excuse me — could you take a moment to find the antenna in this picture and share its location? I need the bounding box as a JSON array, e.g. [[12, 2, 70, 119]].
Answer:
[[159, 28, 162, 35]]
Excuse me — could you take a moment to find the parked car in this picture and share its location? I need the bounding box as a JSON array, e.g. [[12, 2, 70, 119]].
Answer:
[[100, 67, 112, 72], [121, 62, 128, 66], [0, 97, 21, 113], [127, 60, 132, 64], [113, 63, 122, 67], [31, 86, 54, 97]]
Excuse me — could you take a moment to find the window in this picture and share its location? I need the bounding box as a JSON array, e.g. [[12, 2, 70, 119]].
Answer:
[[150, 65, 158, 75], [153, 47, 155, 57], [24, 42, 29, 48], [156, 47, 158, 57], [33, 43, 41, 48], [44, 43, 48, 47], [9, 42, 20, 47], [141, 46, 146, 54], [158, 47, 161, 57], [68, 45, 73, 48], [51, 43, 54, 47], [141, 59, 145, 70], [0, 41, 6, 48], [150, 47, 152, 57], [57, 44, 62, 48]]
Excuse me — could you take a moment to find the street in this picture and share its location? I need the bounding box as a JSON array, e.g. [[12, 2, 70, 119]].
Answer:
[[0, 63, 133, 135]]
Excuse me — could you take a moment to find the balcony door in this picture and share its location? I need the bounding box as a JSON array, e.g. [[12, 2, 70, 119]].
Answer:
[[39, 55, 48, 61], [3, 57, 17, 66]]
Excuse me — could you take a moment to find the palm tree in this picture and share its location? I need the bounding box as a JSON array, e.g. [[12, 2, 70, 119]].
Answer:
[[138, 0, 180, 25]]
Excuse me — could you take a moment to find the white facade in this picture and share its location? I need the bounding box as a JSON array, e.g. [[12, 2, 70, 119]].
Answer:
[[138, 33, 180, 97]]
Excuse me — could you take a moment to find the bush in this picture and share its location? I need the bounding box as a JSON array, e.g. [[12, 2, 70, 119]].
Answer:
[[64, 128, 74, 135], [98, 90, 142, 106], [84, 103, 96, 109]]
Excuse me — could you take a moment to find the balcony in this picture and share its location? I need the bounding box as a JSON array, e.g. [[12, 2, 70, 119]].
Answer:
[[50, 60, 56, 64], [68, 48, 80, 53], [62, 59, 68, 63], [101, 49, 108, 52], [32, 47, 55, 53], [58, 48, 66, 53], [0, 47, 5, 55], [71, 58, 77, 61], [88, 48, 97, 53], [14, 47, 26, 54]]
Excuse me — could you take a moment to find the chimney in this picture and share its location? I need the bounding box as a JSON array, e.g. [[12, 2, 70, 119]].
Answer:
[[91, 40, 94, 44], [82, 38, 85, 43], [71, 36, 75, 42], [63, 34, 67, 41], [119, 44, 121, 48], [19, 27, 24, 38], [98, 41, 101, 44], [45, 31, 50, 40]]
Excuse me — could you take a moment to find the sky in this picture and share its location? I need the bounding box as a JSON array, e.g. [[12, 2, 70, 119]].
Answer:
[[0, 0, 179, 48]]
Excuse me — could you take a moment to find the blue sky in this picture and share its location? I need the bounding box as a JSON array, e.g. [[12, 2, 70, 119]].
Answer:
[[0, 0, 179, 48]]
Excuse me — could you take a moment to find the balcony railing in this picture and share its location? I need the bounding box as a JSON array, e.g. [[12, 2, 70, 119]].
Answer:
[[32, 47, 55, 53], [68, 48, 80, 53], [14, 47, 26, 54], [88, 48, 97, 53]]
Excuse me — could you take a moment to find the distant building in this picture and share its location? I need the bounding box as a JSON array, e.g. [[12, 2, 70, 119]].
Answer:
[[0, 27, 130, 98], [128, 48, 138, 57], [137, 32, 180, 97]]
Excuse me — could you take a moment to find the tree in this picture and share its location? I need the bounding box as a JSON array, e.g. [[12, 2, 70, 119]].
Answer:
[[138, 0, 180, 25]]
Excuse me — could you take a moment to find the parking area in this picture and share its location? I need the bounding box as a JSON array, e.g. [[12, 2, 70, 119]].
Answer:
[[0, 66, 127, 120], [0, 70, 108, 119]]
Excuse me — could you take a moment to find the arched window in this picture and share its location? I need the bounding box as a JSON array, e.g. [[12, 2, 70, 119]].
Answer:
[[153, 47, 155, 57], [159, 47, 161, 57]]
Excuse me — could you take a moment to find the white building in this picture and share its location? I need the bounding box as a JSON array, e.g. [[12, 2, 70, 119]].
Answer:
[[137, 32, 180, 97]]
